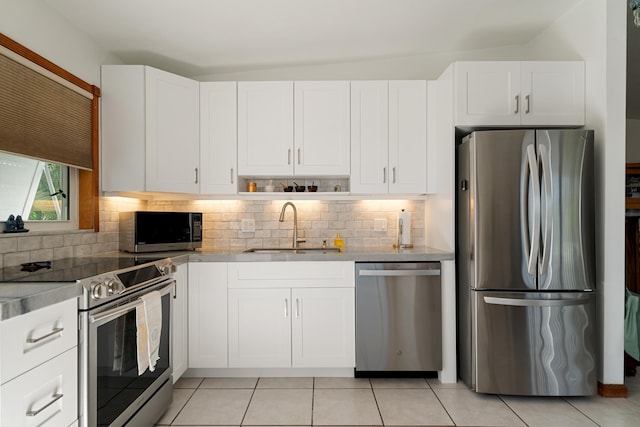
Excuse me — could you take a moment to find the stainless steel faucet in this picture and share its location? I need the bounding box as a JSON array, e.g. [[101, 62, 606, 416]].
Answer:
[[279, 202, 299, 248]]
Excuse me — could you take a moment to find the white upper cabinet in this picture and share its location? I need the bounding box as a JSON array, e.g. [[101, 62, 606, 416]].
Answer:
[[101, 65, 200, 193], [294, 81, 350, 176], [237, 81, 294, 176], [453, 61, 584, 126], [351, 80, 427, 194], [200, 82, 238, 194], [520, 62, 585, 126], [237, 81, 350, 177]]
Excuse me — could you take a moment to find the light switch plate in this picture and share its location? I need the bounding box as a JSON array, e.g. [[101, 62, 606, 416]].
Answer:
[[374, 218, 387, 232], [241, 219, 255, 233]]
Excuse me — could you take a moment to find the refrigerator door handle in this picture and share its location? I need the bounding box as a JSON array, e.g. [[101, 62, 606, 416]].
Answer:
[[520, 144, 541, 276], [483, 296, 589, 307], [538, 144, 552, 275]]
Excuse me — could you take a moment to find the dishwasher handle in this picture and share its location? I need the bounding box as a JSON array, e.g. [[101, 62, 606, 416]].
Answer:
[[358, 269, 440, 277]]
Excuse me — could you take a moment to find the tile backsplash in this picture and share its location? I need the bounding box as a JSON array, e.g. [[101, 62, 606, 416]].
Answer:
[[0, 197, 425, 267]]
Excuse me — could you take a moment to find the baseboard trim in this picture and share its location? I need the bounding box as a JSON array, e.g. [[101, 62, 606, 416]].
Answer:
[[598, 382, 628, 397]]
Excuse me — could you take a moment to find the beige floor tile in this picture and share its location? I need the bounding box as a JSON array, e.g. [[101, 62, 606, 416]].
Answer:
[[174, 376, 204, 389], [314, 377, 372, 389], [201, 377, 259, 388], [374, 388, 453, 426], [501, 395, 598, 427], [313, 388, 383, 425], [433, 388, 525, 426], [567, 395, 640, 427], [426, 378, 469, 389], [370, 377, 429, 388], [256, 377, 314, 388], [172, 389, 253, 425], [243, 389, 313, 425], [155, 388, 196, 425]]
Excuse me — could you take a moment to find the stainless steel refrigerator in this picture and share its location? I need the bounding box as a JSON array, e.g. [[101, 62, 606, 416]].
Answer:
[[456, 129, 597, 396]]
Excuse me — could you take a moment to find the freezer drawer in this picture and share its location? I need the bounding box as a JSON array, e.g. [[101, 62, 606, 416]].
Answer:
[[474, 291, 597, 395], [355, 262, 441, 372]]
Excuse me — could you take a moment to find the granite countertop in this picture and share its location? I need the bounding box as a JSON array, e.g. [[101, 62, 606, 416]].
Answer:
[[0, 246, 453, 320]]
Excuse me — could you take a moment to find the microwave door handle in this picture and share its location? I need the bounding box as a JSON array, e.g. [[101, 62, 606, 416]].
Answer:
[[89, 281, 175, 325]]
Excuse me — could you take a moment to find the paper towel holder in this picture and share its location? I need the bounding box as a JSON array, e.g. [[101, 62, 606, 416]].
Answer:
[[393, 212, 413, 249]]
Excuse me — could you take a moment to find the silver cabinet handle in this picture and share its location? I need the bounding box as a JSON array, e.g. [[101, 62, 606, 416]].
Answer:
[[296, 298, 300, 318], [284, 298, 289, 318], [194, 167, 199, 184], [383, 167, 387, 183], [392, 167, 397, 183], [297, 148, 301, 165], [230, 168, 234, 184], [514, 94, 520, 114], [288, 149, 291, 165], [484, 296, 589, 307], [26, 327, 64, 344], [359, 269, 440, 277], [26, 393, 63, 417], [525, 94, 530, 114]]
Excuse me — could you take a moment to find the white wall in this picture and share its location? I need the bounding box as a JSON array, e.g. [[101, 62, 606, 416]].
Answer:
[[627, 119, 640, 162], [193, 45, 524, 81], [525, 0, 626, 386], [0, 0, 120, 85]]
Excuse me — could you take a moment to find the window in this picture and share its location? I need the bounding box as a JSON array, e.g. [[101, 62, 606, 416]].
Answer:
[[0, 151, 77, 230]]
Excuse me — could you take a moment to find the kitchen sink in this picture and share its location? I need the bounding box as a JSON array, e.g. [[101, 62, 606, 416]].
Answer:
[[243, 247, 341, 254]]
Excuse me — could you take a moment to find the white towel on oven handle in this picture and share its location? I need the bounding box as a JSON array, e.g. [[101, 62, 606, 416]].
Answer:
[[136, 290, 162, 375]]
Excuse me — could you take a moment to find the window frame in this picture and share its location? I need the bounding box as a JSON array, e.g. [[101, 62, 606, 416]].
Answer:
[[0, 33, 100, 231]]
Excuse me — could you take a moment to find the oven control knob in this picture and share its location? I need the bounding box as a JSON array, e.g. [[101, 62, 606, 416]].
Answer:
[[159, 262, 176, 276], [91, 282, 108, 300], [106, 279, 125, 296]]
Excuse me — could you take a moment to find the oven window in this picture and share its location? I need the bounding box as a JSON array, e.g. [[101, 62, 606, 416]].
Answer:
[[96, 293, 170, 426]]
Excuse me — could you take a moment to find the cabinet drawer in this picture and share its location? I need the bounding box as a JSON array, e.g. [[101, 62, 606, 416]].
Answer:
[[228, 261, 355, 288], [0, 299, 77, 384], [1, 346, 78, 427]]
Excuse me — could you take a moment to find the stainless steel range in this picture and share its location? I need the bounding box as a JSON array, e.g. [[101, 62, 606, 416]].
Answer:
[[76, 257, 176, 427]]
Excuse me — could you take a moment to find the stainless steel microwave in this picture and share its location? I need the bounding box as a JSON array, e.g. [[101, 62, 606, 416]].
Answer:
[[119, 211, 203, 253]]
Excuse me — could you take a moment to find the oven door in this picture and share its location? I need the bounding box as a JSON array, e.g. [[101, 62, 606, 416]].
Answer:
[[81, 280, 174, 427]]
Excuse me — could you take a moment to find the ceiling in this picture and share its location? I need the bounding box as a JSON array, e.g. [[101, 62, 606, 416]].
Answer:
[[42, 0, 582, 78]]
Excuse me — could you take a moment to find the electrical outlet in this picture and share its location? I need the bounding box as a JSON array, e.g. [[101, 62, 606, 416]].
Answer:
[[241, 219, 255, 233], [374, 218, 387, 232]]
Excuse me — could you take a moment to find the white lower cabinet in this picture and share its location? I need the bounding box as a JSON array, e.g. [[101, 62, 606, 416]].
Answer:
[[291, 288, 355, 368], [228, 288, 292, 367], [227, 261, 355, 369], [172, 263, 189, 382], [188, 262, 228, 368], [1, 346, 77, 427]]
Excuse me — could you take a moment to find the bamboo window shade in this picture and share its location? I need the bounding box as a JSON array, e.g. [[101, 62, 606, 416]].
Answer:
[[0, 51, 92, 170]]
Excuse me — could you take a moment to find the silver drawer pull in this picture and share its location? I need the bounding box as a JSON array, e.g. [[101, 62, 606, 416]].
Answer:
[[27, 327, 64, 344], [359, 269, 440, 277], [26, 393, 63, 417]]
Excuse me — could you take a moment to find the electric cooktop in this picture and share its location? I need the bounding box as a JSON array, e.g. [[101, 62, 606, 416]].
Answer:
[[0, 256, 164, 283]]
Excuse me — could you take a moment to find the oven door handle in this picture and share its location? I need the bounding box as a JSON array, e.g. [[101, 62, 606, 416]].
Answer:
[[89, 281, 175, 325]]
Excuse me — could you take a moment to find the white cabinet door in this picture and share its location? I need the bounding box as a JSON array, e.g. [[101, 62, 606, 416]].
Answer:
[[1, 347, 77, 427], [145, 66, 200, 193], [294, 81, 350, 176], [237, 81, 294, 176], [454, 62, 521, 126], [291, 288, 355, 368], [100, 65, 146, 192], [228, 288, 292, 368], [389, 80, 427, 194], [188, 263, 228, 368], [520, 61, 585, 126], [200, 82, 238, 194], [172, 263, 188, 382], [0, 298, 77, 384], [350, 81, 389, 193]]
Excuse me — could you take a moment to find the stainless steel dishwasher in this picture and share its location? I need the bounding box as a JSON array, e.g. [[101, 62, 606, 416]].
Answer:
[[355, 262, 442, 374]]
